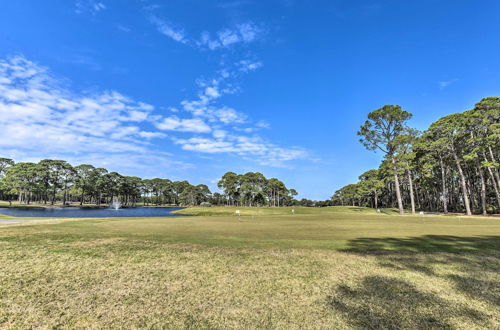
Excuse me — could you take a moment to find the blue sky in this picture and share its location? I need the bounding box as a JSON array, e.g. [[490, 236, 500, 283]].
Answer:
[[0, 0, 499, 199]]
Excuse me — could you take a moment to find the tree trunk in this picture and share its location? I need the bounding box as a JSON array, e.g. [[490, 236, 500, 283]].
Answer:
[[439, 155, 448, 214], [451, 145, 472, 215], [374, 191, 378, 209], [485, 160, 500, 209], [478, 163, 487, 215], [63, 189, 67, 206], [391, 156, 404, 215], [407, 170, 416, 214], [51, 188, 56, 205], [488, 146, 500, 189]]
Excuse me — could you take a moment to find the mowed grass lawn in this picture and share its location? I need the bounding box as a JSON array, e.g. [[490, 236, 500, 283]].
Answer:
[[0, 207, 499, 329]]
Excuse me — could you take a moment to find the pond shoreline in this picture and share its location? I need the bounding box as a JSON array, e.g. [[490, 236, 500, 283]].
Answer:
[[0, 206, 186, 218], [0, 203, 182, 209]]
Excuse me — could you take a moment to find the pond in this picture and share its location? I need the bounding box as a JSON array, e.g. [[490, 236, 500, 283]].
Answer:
[[0, 207, 184, 218]]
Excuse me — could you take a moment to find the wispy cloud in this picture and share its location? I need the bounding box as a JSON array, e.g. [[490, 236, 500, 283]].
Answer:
[[145, 7, 263, 51], [238, 60, 263, 72], [179, 74, 247, 125], [174, 135, 307, 167], [0, 55, 162, 156], [116, 24, 132, 33], [256, 120, 270, 129], [75, 0, 106, 15], [156, 117, 211, 133], [62, 54, 102, 71], [148, 15, 187, 43], [217, 0, 250, 9], [0, 55, 307, 168], [196, 22, 263, 50], [438, 78, 458, 89]]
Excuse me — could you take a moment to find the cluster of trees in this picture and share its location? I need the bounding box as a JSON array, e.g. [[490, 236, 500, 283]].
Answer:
[[292, 198, 334, 207], [217, 172, 297, 206], [0, 160, 300, 208], [332, 97, 499, 215], [0, 159, 213, 206]]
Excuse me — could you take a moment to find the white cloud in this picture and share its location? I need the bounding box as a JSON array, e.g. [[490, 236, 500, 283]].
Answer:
[[199, 32, 221, 50], [181, 97, 210, 117], [0, 55, 159, 155], [214, 107, 246, 124], [174, 134, 307, 166], [94, 2, 106, 11], [238, 60, 263, 72], [256, 120, 270, 129], [237, 23, 261, 42], [195, 22, 262, 50], [176, 137, 235, 153], [438, 78, 458, 89], [75, 0, 106, 15], [149, 16, 187, 43], [205, 86, 220, 98], [179, 72, 248, 125], [116, 24, 131, 33], [138, 131, 167, 139], [212, 130, 227, 139], [155, 116, 211, 133], [218, 29, 240, 46]]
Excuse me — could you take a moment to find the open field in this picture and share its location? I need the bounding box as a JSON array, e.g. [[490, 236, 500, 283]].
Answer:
[[0, 207, 499, 328], [174, 205, 429, 217]]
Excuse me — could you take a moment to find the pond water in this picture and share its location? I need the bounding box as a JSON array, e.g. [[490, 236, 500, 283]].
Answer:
[[0, 207, 184, 218]]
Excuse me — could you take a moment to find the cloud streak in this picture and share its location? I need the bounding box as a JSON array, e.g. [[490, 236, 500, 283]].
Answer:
[[196, 22, 262, 50], [438, 78, 458, 89], [75, 0, 106, 15], [146, 11, 263, 51], [174, 134, 307, 167], [148, 15, 187, 43]]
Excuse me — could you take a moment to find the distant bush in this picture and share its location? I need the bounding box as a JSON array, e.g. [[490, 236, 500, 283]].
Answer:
[[200, 202, 212, 207]]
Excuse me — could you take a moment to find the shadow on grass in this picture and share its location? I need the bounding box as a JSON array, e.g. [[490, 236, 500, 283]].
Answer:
[[342, 207, 371, 212], [328, 275, 487, 329], [328, 235, 500, 328], [342, 235, 500, 254], [379, 208, 401, 215]]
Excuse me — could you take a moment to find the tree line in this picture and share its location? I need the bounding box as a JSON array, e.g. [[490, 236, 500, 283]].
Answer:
[[217, 171, 298, 206], [332, 97, 499, 215], [0, 159, 215, 207], [0, 159, 300, 207]]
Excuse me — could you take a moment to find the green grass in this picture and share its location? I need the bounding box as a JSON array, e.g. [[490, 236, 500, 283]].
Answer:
[[0, 207, 499, 328], [174, 205, 385, 216]]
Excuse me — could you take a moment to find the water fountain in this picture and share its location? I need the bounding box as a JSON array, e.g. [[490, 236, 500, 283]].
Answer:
[[110, 197, 122, 210]]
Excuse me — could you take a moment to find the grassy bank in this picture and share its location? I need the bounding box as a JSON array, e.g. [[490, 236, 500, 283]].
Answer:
[[173, 205, 399, 216], [0, 209, 498, 328]]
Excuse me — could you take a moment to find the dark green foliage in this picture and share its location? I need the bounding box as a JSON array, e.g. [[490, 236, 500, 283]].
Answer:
[[337, 97, 500, 215], [0, 160, 299, 207], [217, 171, 297, 206]]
